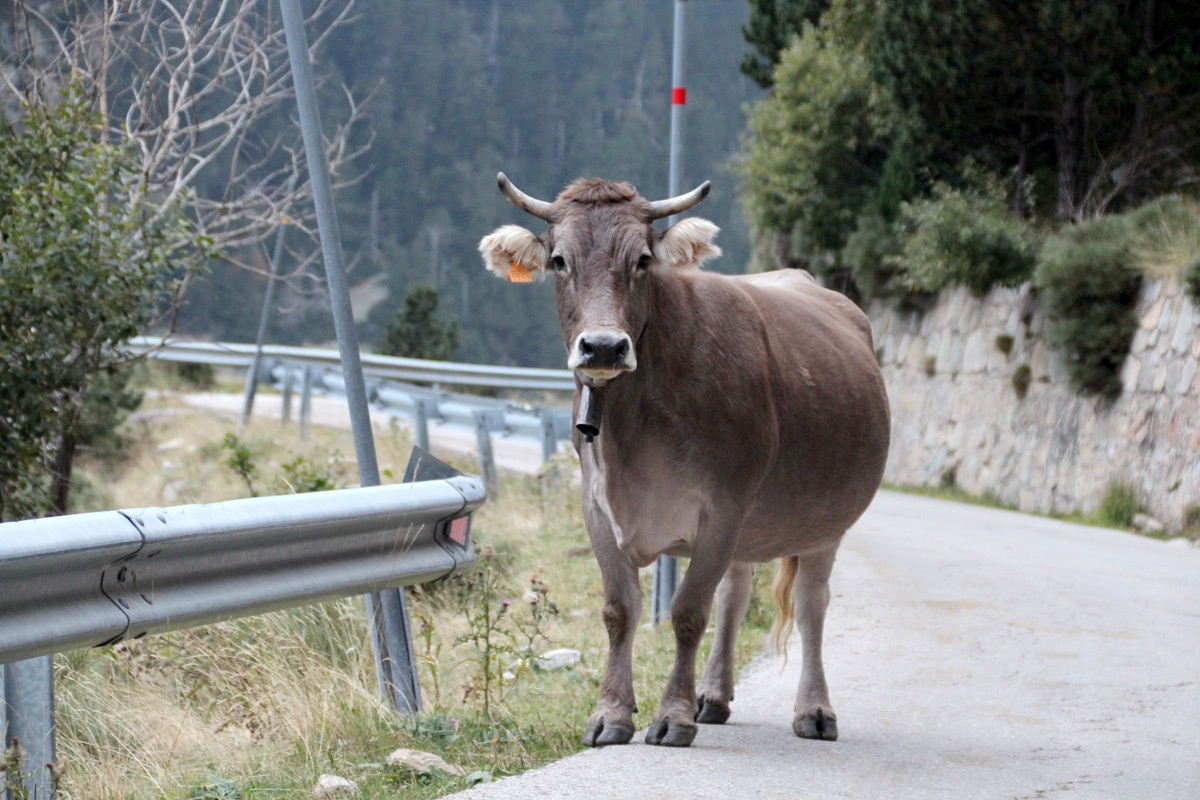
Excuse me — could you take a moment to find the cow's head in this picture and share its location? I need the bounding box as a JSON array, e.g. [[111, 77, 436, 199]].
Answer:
[[479, 173, 720, 385]]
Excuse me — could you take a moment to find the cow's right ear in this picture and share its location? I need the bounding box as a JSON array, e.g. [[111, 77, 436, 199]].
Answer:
[[478, 226, 548, 283]]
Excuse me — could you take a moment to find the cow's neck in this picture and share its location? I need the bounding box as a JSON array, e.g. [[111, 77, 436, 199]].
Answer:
[[590, 271, 695, 452]]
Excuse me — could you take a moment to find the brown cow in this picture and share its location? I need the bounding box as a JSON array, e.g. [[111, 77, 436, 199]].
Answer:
[[479, 174, 889, 748]]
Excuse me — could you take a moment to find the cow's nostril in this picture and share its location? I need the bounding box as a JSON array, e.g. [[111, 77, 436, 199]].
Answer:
[[580, 340, 594, 357], [614, 340, 628, 362]]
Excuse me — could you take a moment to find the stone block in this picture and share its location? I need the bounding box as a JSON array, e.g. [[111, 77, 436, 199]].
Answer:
[[962, 330, 990, 373], [1165, 361, 1182, 396], [1121, 357, 1141, 394], [1032, 341, 1052, 381], [1138, 352, 1159, 393], [1142, 297, 1165, 330], [1153, 363, 1168, 393], [1180, 358, 1198, 395], [1158, 297, 1174, 331], [1172, 298, 1195, 354]]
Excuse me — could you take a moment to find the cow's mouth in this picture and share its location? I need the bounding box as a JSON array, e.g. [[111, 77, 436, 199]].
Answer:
[[580, 367, 623, 381]]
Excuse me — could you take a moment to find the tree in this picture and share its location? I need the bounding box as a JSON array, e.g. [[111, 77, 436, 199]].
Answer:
[[380, 285, 459, 362], [872, 0, 1200, 220], [740, 0, 829, 88], [1, 0, 368, 275], [0, 82, 212, 520], [736, 1, 889, 278]]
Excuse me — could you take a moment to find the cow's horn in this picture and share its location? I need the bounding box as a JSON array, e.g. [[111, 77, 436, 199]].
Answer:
[[647, 180, 712, 221], [497, 172, 553, 221]]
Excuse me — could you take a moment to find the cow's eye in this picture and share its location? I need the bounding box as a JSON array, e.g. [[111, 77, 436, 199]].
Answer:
[[551, 254, 567, 273], [636, 253, 652, 271]]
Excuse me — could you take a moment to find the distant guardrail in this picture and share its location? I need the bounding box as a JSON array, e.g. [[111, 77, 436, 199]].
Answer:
[[126, 337, 577, 392], [127, 337, 578, 489]]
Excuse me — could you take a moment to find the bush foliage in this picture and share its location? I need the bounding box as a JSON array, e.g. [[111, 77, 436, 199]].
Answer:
[[1035, 216, 1142, 400], [891, 169, 1038, 297]]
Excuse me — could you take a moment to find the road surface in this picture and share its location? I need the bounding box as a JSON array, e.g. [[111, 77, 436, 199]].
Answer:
[[448, 490, 1200, 800], [178, 392, 547, 475]]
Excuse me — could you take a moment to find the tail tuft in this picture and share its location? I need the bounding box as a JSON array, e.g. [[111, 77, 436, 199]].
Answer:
[[770, 556, 799, 661]]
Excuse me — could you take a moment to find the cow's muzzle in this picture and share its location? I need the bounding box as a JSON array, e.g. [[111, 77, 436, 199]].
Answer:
[[569, 331, 636, 380]]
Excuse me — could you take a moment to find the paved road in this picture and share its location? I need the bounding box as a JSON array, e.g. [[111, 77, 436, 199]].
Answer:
[[178, 392, 547, 475], [449, 491, 1200, 800]]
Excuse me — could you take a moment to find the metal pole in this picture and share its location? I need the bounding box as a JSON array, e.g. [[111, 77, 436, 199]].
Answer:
[[539, 407, 557, 463], [653, 0, 688, 626], [280, 365, 295, 424], [299, 365, 313, 442], [1, 657, 54, 800], [414, 400, 430, 453], [281, 0, 420, 715], [240, 194, 291, 430], [473, 411, 498, 497]]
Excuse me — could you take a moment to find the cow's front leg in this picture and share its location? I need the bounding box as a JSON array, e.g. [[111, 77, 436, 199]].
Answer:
[[695, 561, 753, 724], [581, 501, 642, 747], [644, 516, 743, 748], [792, 545, 840, 740]]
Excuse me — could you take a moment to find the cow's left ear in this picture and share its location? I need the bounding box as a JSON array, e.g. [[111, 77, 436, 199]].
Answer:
[[658, 218, 722, 270], [478, 225, 549, 282]]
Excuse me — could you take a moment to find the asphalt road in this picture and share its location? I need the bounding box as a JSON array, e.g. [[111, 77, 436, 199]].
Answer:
[[179, 392, 547, 475], [448, 490, 1200, 800]]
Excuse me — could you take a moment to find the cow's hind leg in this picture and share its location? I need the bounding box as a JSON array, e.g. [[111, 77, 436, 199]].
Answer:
[[581, 501, 642, 747], [695, 561, 753, 724], [792, 545, 839, 740]]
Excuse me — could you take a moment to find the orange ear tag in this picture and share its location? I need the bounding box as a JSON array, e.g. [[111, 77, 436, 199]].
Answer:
[[508, 261, 534, 283]]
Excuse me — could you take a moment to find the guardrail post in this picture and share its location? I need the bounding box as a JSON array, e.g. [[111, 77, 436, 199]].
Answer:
[[280, 366, 295, 425], [473, 410, 499, 497], [414, 399, 430, 452], [1, 656, 54, 800], [299, 366, 313, 442], [539, 407, 558, 463]]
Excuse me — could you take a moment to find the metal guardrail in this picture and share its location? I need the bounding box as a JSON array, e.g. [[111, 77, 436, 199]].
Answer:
[[126, 337, 577, 391], [129, 337, 577, 480], [1, 461, 483, 798]]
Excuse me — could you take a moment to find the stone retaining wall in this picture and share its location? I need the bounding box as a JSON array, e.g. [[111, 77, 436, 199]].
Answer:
[[869, 277, 1200, 531]]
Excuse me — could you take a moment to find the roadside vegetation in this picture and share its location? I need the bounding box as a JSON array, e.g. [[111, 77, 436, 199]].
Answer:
[[738, 0, 1200, 403], [49, 373, 774, 800]]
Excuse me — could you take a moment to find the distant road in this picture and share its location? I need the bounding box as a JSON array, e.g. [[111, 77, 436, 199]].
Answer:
[[178, 392, 547, 475], [447, 491, 1200, 800]]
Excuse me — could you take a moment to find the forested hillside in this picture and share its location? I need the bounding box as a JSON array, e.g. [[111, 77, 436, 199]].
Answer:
[[180, 0, 760, 368]]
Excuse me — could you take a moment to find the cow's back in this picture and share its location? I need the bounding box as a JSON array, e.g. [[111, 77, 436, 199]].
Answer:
[[727, 269, 889, 560]]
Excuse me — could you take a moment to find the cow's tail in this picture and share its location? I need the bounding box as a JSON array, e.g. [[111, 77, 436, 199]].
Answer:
[[770, 555, 800, 661]]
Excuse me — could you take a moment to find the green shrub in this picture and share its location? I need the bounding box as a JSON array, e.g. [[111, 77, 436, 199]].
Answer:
[[843, 212, 901, 298], [1035, 216, 1141, 400], [891, 169, 1039, 297], [1096, 481, 1145, 529], [1011, 364, 1032, 399]]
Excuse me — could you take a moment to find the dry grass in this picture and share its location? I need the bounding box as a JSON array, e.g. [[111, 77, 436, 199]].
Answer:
[[1130, 195, 1200, 280], [53, 385, 773, 799]]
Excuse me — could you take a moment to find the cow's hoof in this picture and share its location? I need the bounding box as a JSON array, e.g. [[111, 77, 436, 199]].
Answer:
[[645, 718, 698, 747], [694, 695, 731, 725], [582, 717, 635, 747], [793, 708, 838, 741]]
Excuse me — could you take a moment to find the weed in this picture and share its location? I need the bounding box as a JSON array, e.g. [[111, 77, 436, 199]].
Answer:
[[923, 355, 937, 377], [2, 739, 28, 800], [1012, 364, 1033, 400], [1096, 481, 1145, 529], [1187, 256, 1200, 306], [273, 454, 342, 494], [939, 465, 958, 489], [994, 334, 1014, 356], [220, 433, 259, 497]]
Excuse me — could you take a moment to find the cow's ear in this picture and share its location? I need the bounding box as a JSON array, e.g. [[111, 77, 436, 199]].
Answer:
[[658, 218, 721, 270], [479, 225, 548, 283]]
